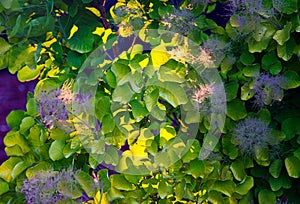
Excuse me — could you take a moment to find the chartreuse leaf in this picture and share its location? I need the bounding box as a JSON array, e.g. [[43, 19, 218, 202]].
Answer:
[[97, 169, 111, 191], [4, 130, 30, 154], [110, 174, 135, 191], [277, 37, 296, 61], [26, 161, 52, 178], [0, 157, 22, 182], [11, 161, 30, 180], [226, 99, 247, 121], [26, 98, 38, 116], [230, 159, 246, 181], [212, 180, 236, 197], [96, 96, 111, 121], [182, 140, 200, 163], [0, 38, 11, 54], [285, 156, 300, 178], [273, 22, 292, 45], [75, 170, 97, 197], [104, 145, 119, 165], [240, 83, 254, 101], [19, 116, 35, 133], [0, 180, 9, 195], [6, 110, 25, 128], [188, 159, 205, 178], [235, 176, 254, 195], [242, 64, 260, 77], [269, 159, 283, 178], [262, 51, 282, 75], [49, 140, 65, 161], [258, 189, 276, 204], [158, 179, 173, 199], [281, 71, 300, 89], [207, 191, 224, 204]]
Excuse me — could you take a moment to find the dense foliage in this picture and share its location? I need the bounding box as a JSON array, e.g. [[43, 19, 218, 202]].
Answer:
[[0, 0, 300, 203]]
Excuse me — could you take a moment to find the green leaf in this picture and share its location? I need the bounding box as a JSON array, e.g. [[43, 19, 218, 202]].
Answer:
[[49, 140, 65, 161], [67, 50, 82, 68], [188, 159, 205, 178], [222, 136, 239, 159], [130, 100, 149, 122], [269, 176, 283, 191], [50, 128, 69, 140], [110, 174, 135, 191], [282, 117, 300, 140], [0, 157, 22, 182], [0, 180, 9, 196], [273, 22, 292, 46], [111, 61, 131, 82], [158, 180, 173, 199], [67, 27, 94, 53], [212, 180, 236, 197], [261, 51, 282, 75], [97, 169, 111, 191], [102, 114, 115, 134], [112, 83, 134, 104], [106, 69, 117, 88], [225, 82, 239, 102], [281, 71, 300, 89], [75, 170, 97, 197], [230, 159, 246, 181], [6, 110, 24, 128], [96, 96, 111, 121], [285, 156, 300, 178], [240, 51, 255, 65], [269, 159, 283, 178], [258, 189, 276, 204], [235, 176, 254, 195], [240, 83, 254, 101], [144, 88, 159, 112], [277, 37, 296, 61], [11, 161, 30, 180], [5, 145, 23, 156], [226, 99, 247, 121], [104, 145, 119, 165], [274, 0, 298, 14], [26, 98, 38, 116]]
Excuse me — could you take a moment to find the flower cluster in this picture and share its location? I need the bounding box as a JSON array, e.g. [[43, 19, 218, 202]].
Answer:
[[232, 117, 273, 157], [161, 8, 196, 35], [39, 81, 74, 130], [253, 73, 284, 107], [20, 169, 79, 204]]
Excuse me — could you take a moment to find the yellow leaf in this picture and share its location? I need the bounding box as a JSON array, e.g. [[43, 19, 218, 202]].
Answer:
[[68, 25, 78, 39], [150, 45, 170, 67], [93, 27, 105, 36], [86, 7, 101, 17], [94, 191, 109, 204]]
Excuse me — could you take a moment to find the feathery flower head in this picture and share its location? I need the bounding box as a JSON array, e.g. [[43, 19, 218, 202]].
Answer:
[[192, 83, 214, 104], [196, 47, 214, 68], [253, 73, 284, 107], [232, 117, 273, 157], [168, 47, 192, 63]]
